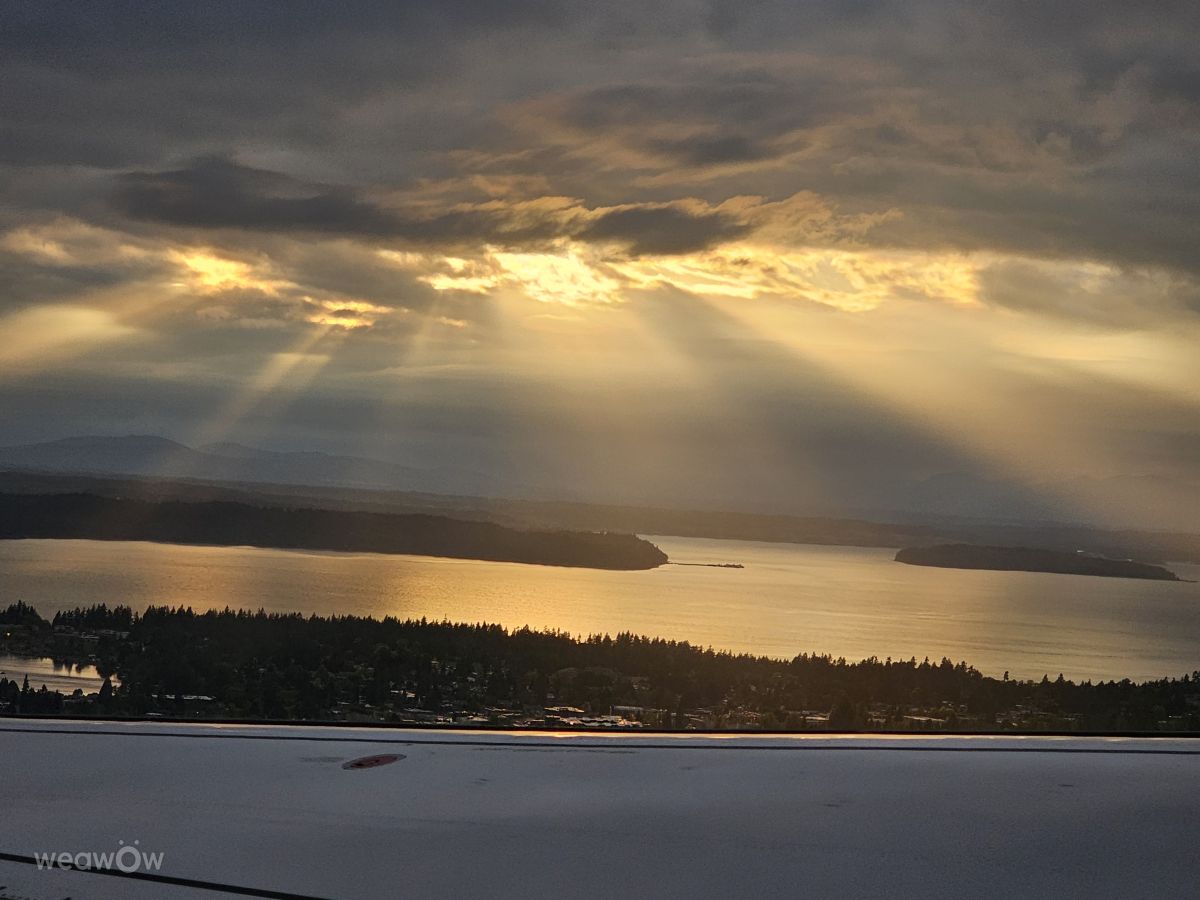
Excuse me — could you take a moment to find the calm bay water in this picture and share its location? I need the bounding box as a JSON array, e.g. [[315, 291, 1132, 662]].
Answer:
[[1, 536, 1198, 682], [0, 655, 106, 692]]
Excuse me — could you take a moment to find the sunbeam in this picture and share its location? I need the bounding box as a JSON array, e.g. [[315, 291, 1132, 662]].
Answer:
[[174, 324, 342, 456]]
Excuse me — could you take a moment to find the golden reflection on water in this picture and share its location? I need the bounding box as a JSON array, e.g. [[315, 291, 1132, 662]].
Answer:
[[1, 536, 1198, 682]]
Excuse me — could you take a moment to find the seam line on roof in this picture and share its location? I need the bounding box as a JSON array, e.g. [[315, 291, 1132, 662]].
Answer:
[[2, 726, 1200, 753]]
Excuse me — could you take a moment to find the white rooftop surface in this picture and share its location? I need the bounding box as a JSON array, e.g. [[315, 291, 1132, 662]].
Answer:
[[1, 720, 1198, 899]]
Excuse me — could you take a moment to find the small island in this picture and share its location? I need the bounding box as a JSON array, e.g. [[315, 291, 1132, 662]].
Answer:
[[895, 544, 1182, 581]]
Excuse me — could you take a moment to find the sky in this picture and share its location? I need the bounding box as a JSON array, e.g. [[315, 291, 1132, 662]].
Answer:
[[1, 2, 1199, 528]]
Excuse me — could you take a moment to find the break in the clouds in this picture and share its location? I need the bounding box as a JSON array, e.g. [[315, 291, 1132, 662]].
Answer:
[[2, 1, 1200, 528]]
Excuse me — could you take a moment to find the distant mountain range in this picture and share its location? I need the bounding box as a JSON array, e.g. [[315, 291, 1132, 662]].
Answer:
[[873, 470, 1200, 533], [2, 460, 1199, 564], [0, 435, 520, 498], [0, 434, 1197, 534]]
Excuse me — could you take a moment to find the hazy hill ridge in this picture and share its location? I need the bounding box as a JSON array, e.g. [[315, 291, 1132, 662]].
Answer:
[[3, 435, 1198, 533], [0, 435, 512, 497]]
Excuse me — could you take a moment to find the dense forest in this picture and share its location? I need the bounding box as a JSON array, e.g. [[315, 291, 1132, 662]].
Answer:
[[0, 493, 667, 570], [3, 602, 1199, 732]]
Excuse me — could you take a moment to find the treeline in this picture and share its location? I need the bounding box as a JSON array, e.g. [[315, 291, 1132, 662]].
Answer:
[[3, 602, 1199, 731], [0, 493, 668, 570]]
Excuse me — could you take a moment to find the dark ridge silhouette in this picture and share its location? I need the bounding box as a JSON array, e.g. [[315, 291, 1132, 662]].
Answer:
[[896, 544, 1181, 581], [0, 493, 667, 570], [4, 469, 1200, 564]]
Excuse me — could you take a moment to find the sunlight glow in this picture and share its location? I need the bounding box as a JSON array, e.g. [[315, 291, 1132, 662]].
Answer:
[[176, 326, 339, 457], [614, 245, 981, 311], [169, 250, 291, 295], [710, 295, 1132, 522], [306, 298, 392, 329], [0, 305, 139, 371], [490, 249, 623, 305], [408, 241, 984, 312]]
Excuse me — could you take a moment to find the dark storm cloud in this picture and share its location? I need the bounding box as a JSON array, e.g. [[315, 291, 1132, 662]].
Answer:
[[0, 251, 124, 312], [3, 0, 1198, 278], [510, 77, 831, 177], [112, 157, 573, 246], [976, 260, 1200, 330], [114, 159, 401, 235], [268, 243, 444, 313], [0, 1, 579, 173], [0, 217, 175, 314], [576, 204, 751, 255], [112, 157, 753, 256], [644, 135, 774, 168]]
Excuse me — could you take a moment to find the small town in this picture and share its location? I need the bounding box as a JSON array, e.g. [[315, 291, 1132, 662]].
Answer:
[[4, 602, 1198, 733]]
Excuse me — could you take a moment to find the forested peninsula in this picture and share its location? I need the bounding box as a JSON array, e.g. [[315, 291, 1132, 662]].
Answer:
[[0, 493, 668, 570]]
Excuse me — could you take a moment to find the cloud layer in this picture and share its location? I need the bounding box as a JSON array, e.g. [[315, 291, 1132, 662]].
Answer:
[[2, 1, 1199, 525]]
